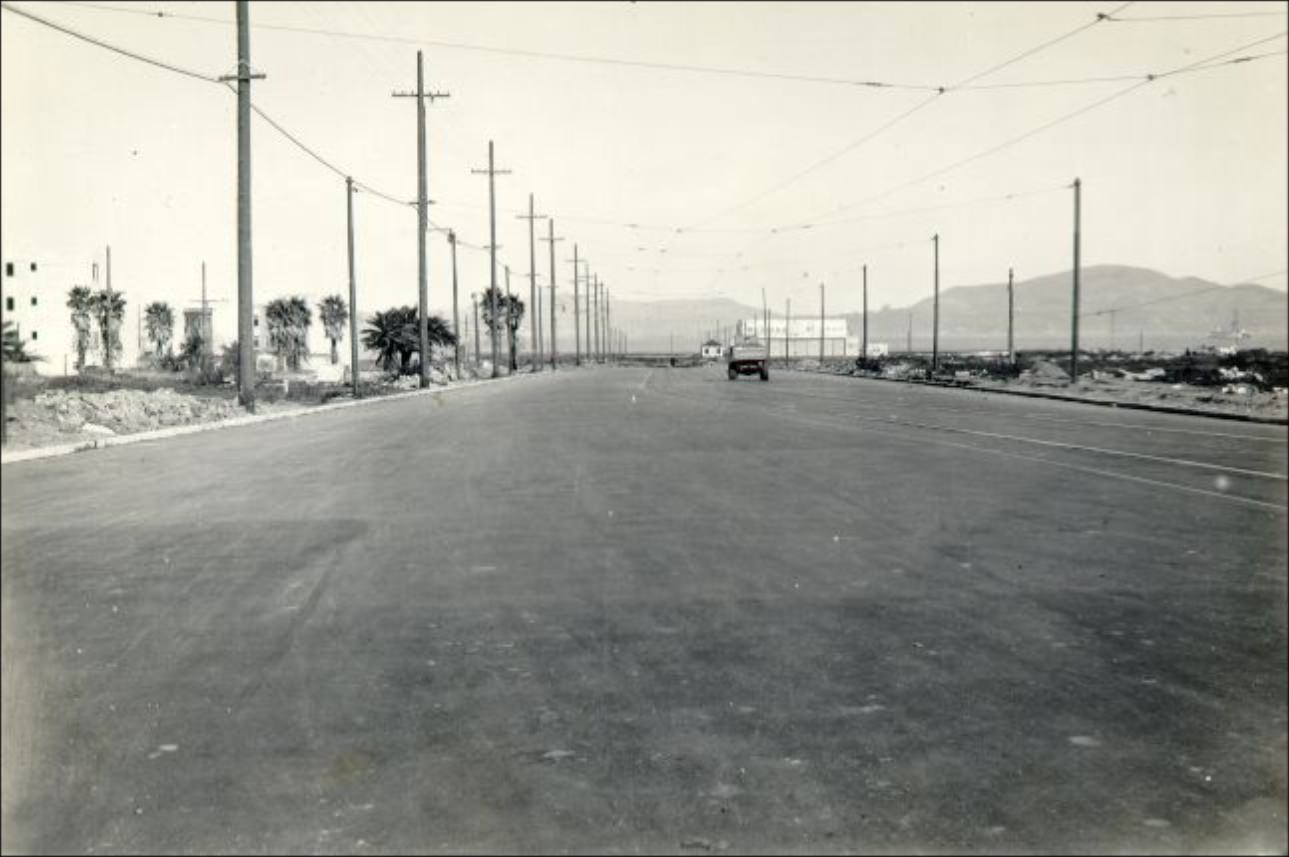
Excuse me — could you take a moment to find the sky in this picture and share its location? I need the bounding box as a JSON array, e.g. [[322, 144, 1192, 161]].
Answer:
[[2, 0, 1286, 349]]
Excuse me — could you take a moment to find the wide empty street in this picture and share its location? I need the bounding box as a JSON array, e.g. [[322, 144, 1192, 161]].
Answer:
[[2, 366, 1286, 854]]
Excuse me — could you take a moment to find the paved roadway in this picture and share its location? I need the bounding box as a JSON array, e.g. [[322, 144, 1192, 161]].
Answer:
[[2, 365, 1286, 854]]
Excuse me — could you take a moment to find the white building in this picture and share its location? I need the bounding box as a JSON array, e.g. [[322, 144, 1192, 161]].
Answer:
[[739, 316, 858, 357], [2, 257, 79, 375], [700, 338, 723, 360]]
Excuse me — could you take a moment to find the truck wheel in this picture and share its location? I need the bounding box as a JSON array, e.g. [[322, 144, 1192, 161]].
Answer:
[[728, 366, 737, 381], [759, 365, 769, 381]]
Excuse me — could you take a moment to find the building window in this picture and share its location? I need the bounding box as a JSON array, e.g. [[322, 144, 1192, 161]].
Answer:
[[4, 263, 12, 277], [31, 296, 38, 306], [29, 262, 37, 272], [4, 297, 12, 311], [31, 330, 38, 340]]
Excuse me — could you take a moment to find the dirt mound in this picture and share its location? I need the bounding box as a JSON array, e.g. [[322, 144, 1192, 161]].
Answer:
[[6, 388, 243, 450]]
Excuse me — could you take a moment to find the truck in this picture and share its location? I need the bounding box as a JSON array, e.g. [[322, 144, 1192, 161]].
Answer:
[[726, 340, 769, 381]]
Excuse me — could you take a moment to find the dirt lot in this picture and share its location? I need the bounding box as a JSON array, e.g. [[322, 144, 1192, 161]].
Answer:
[[1, 360, 498, 452], [807, 349, 1289, 421]]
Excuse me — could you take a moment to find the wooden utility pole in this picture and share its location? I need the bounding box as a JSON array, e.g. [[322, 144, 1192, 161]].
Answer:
[[471, 140, 510, 378], [449, 230, 460, 379], [862, 264, 868, 361], [906, 311, 913, 355], [932, 233, 940, 374], [819, 282, 825, 363], [505, 264, 517, 372], [347, 178, 360, 398], [541, 219, 562, 370], [1071, 177, 1082, 381], [228, 0, 263, 411], [569, 246, 582, 366], [393, 51, 448, 389], [785, 298, 791, 366], [590, 274, 599, 363], [517, 193, 545, 371], [105, 245, 114, 372], [472, 293, 481, 365], [1007, 267, 1015, 365]]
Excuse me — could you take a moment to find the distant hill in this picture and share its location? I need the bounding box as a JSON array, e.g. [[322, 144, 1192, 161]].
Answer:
[[842, 265, 1287, 353], [603, 266, 1286, 354]]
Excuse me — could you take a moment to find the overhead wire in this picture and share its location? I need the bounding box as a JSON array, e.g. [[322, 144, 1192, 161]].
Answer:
[[788, 30, 1288, 228]]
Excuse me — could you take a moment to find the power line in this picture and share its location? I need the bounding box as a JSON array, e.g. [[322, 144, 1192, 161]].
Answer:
[[0, 1, 221, 82], [793, 30, 1288, 227], [51, 0, 949, 91], [1108, 11, 1289, 21], [670, 1, 1133, 239]]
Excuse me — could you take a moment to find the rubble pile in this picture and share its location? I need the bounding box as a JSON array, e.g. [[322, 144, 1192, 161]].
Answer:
[[16, 388, 242, 442]]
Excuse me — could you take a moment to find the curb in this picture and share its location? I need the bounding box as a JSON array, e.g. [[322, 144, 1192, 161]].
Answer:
[[789, 368, 1289, 427], [1, 371, 549, 466]]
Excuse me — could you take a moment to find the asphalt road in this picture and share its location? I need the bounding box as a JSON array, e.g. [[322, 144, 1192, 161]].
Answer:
[[2, 365, 1286, 854]]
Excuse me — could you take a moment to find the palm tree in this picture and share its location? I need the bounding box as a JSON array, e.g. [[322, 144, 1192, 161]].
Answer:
[[144, 301, 175, 359], [265, 296, 312, 371], [479, 287, 524, 372], [66, 285, 94, 370], [362, 306, 417, 374], [319, 294, 348, 365], [89, 288, 126, 371], [362, 307, 457, 375]]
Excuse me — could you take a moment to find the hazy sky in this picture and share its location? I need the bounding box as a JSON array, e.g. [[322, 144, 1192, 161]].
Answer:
[[2, 0, 1286, 329]]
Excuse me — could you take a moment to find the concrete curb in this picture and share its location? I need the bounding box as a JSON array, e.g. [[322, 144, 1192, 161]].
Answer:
[[1, 371, 549, 466], [790, 368, 1289, 427]]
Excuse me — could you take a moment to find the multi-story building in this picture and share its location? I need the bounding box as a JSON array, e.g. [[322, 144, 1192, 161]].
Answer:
[[2, 257, 77, 375]]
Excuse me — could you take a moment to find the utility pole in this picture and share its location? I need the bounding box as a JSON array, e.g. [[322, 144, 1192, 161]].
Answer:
[[603, 287, 610, 363], [472, 293, 481, 365], [907, 311, 912, 355], [347, 177, 360, 398], [505, 264, 516, 372], [1071, 177, 1082, 381], [819, 282, 825, 364], [785, 298, 791, 366], [104, 245, 114, 373], [536, 284, 543, 365], [517, 193, 545, 371], [541, 219, 562, 370], [471, 140, 510, 378], [1007, 266, 1015, 365], [569, 245, 582, 366], [393, 51, 449, 389], [449, 230, 460, 379], [862, 265, 869, 361], [592, 273, 601, 363], [932, 233, 940, 375], [225, 0, 263, 411]]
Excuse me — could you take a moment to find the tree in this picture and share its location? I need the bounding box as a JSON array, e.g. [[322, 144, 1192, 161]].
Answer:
[[144, 301, 175, 359], [362, 306, 457, 375], [265, 296, 312, 371], [66, 285, 94, 371], [362, 306, 416, 374], [319, 294, 348, 365], [89, 288, 126, 371], [478, 287, 524, 372]]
